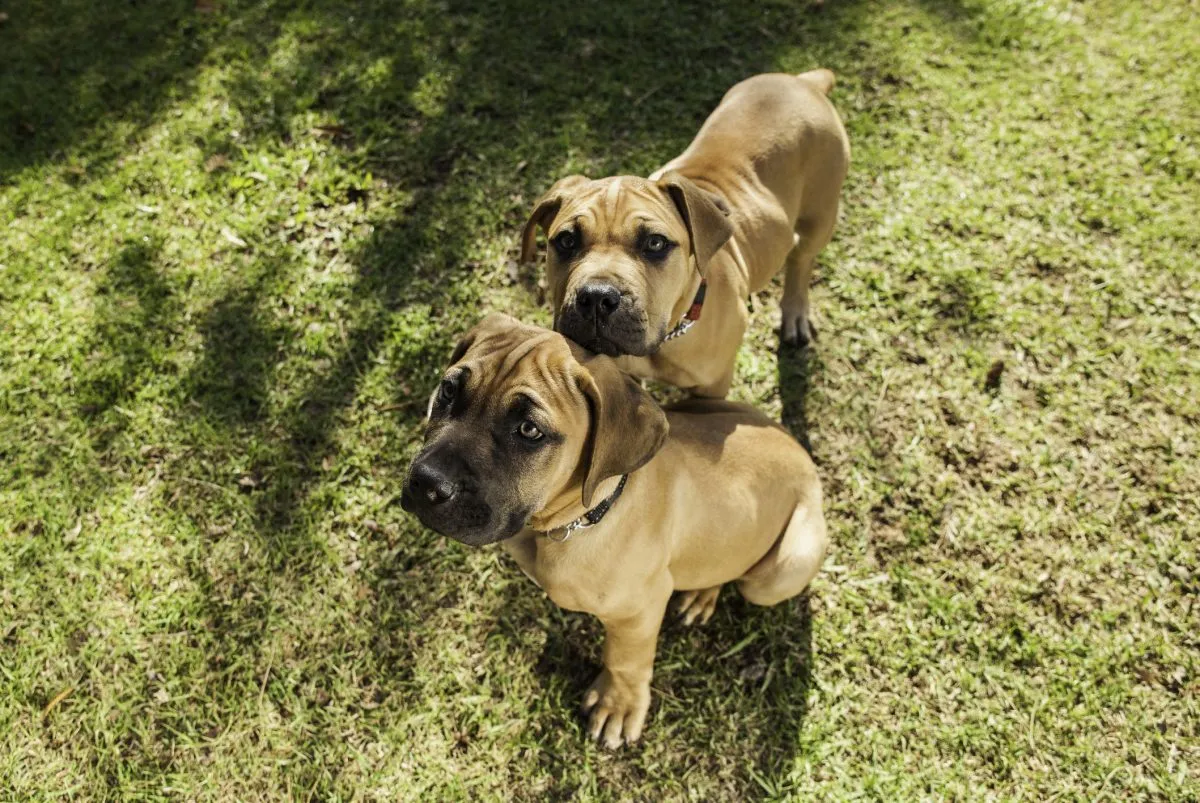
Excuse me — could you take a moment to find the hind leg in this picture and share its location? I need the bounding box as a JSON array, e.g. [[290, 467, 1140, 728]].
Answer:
[[781, 211, 838, 347], [738, 495, 828, 607], [674, 585, 721, 626]]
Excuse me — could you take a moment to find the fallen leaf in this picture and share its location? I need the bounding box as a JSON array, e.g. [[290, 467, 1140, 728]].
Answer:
[[984, 359, 1005, 392], [312, 124, 351, 139], [204, 154, 229, 173], [739, 662, 767, 683], [221, 228, 248, 248]]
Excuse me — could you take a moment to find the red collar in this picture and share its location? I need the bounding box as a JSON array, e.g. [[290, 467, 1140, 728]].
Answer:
[[685, 279, 707, 321], [663, 279, 707, 342]]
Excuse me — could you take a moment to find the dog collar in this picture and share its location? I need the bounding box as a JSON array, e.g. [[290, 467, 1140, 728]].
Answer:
[[663, 279, 707, 342], [545, 474, 629, 543]]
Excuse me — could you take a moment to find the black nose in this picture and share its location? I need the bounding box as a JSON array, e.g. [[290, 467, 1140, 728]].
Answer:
[[575, 284, 621, 319], [408, 463, 457, 506]]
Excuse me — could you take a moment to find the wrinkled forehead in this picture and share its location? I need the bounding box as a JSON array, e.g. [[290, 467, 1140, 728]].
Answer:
[[555, 177, 680, 233], [456, 328, 586, 417]]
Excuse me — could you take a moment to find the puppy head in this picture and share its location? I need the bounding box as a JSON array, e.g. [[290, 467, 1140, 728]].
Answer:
[[401, 313, 669, 546], [520, 172, 733, 357]]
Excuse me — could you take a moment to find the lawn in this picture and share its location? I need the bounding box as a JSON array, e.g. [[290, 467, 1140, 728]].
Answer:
[[1, 0, 1197, 799]]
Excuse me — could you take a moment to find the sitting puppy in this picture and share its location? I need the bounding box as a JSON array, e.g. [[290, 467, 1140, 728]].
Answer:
[[402, 314, 827, 748], [520, 70, 850, 397]]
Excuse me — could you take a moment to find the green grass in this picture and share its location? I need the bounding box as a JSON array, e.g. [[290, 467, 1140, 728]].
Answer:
[[1, 0, 1197, 798]]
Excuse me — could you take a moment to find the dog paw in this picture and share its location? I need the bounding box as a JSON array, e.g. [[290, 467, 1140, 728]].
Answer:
[[581, 669, 651, 749], [675, 585, 721, 626], [781, 313, 818, 348]]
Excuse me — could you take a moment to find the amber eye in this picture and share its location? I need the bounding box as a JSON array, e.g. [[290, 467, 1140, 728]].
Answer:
[[438, 379, 456, 405], [552, 230, 579, 256], [517, 420, 544, 441], [644, 233, 672, 258]]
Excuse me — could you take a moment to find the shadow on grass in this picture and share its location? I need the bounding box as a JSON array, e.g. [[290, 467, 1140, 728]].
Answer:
[[189, 286, 286, 427], [75, 235, 177, 451], [779, 343, 819, 459], [0, 0, 227, 177], [531, 592, 815, 798]]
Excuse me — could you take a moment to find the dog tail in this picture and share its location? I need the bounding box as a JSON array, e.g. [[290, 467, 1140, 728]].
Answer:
[[796, 68, 835, 95]]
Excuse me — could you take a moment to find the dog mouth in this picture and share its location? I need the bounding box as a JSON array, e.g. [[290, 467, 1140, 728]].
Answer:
[[557, 309, 653, 357], [400, 487, 526, 547], [577, 333, 624, 357], [440, 526, 517, 548]]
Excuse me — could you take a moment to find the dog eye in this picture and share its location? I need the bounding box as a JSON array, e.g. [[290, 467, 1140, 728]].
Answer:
[[517, 420, 544, 441], [552, 230, 578, 256], [438, 379, 456, 405], [644, 234, 671, 256]]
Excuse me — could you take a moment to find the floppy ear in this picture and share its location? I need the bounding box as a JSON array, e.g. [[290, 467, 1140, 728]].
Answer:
[[448, 331, 475, 365], [576, 357, 669, 507], [519, 174, 590, 264], [449, 312, 521, 363], [656, 170, 734, 274]]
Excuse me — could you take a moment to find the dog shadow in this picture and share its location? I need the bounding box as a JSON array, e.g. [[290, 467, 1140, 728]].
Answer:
[[777, 340, 818, 460]]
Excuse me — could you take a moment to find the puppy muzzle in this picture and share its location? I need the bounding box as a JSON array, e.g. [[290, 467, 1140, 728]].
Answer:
[[557, 295, 653, 357], [401, 454, 525, 546]]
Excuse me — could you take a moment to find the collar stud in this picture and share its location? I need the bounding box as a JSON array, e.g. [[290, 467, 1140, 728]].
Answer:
[[663, 279, 707, 343], [545, 474, 629, 542]]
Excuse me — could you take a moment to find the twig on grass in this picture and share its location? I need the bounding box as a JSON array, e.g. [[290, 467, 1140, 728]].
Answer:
[[42, 686, 74, 719]]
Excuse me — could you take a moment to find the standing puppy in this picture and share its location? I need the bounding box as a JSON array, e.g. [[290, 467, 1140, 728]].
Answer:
[[402, 314, 827, 748], [521, 70, 849, 397]]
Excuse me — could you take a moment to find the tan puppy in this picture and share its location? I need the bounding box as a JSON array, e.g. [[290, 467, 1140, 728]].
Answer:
[[520, 70, 849, 397], [401, 314, 827, 748]]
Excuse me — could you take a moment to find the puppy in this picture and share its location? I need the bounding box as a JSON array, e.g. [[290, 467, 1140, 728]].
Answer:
[[520, 70, 850, 397], [402, 314, 827, 748]]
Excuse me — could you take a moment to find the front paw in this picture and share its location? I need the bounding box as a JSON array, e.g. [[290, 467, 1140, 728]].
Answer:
[[781, 305, 818, 347], [581, 669, 651, 749]]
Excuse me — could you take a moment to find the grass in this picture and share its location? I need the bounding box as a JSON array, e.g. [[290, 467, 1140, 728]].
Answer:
[[1, 0, 1197, 798]]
